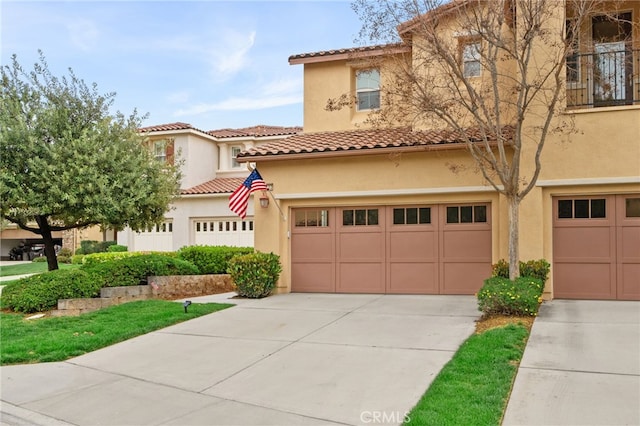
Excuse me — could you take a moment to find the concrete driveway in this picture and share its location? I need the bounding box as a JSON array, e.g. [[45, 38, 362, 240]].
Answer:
[[1, 293, 479, 426], [503, 299, 640, 426]]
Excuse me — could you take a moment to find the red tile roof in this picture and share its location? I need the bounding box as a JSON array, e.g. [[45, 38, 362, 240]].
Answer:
[[138, 122, 210, 134], [238, 126, 513, 160], [208, 125, 302, 138], [181, 178, 245, 195], [289, 43, 410, 65]]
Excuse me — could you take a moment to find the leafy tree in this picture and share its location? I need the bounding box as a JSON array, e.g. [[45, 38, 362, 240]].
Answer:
[[341, 0, 624, 279], [0, 52, 181, 271]]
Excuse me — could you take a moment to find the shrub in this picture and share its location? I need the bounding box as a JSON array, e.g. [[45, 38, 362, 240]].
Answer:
[[32, 256, 47, 263], [71, 254, 85, 265], [492, 258, 551, 283], [0, 269, 101, 313], [107, 244, 128, 253], [82, 254, 199, 288], [477, 276, 544, 317], [57, 248, 73, 264], [81, 251, 142, 267], [75, 240, 117, 255], [227, 252, 282, 298], [177, 245, 254, 274]]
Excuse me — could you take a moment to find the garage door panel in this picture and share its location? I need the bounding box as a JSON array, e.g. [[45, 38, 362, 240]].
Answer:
[[292, 263, 335, 293], [291, 233, 334, 261], [442, 230, 491, 260], [441, 262, 489, 294], [337, 263, 385, 293], [388, 231, 437, 261], [388, 263, 438, 294], [553, 227, 614, 260], [554, 263, 615, 299], [338, 233, 384, 261], [619, 227, 640, 262], [618, 264, 640, 300]]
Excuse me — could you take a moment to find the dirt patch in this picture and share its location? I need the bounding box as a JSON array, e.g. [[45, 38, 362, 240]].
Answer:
[[475, 314, 535, 334]]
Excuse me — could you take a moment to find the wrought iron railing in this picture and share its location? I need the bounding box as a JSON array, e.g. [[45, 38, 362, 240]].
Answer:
[[566, 47, 640, 109]]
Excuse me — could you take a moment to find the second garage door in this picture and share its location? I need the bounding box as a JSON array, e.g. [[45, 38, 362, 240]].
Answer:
[[291, 204, 491, 295]]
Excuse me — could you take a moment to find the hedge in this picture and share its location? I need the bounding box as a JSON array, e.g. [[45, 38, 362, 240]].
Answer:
[[177, 245, 253, 274], [1, 269, 102, 313]]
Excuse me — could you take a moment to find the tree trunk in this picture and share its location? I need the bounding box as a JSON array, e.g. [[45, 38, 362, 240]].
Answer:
[[508, 196, 520, 281], [36, 216, 59, 271]]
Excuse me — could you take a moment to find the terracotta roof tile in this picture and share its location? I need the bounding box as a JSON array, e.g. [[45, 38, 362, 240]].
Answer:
[[238, 126, 513, 159], [208, 125, 302, 138], [181, 177, 245, 195], [289, 43, 409, 64], [138, 122, 210, 135]]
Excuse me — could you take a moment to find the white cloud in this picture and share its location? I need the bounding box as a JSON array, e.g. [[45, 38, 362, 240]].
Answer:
[[166, 90, 191, 104], [66, 19, 100, 51], [209, 30, 256, 76], [174, 94, 302, 116]]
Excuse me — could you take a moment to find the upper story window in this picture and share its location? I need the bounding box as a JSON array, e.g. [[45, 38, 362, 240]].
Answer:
[[153, 140, 167, 162], [461, 41, 481, 78], [356, 69, 380, 111], [231, 146, 242, 168]]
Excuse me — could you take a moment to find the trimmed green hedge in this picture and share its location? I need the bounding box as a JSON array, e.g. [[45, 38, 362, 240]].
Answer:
[[82, 254, 198, 288], [477, 276, 544, 317], [177, 245, 253, 274], [1, 269, 102, 313], [227, 252, 282, 298]]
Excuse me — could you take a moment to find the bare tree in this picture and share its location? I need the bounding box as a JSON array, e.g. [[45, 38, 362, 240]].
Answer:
[[335, 0, 629, 279]]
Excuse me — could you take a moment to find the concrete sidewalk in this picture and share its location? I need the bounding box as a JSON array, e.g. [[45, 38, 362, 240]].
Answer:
[[503, 299, 640, 425], [1, 293, 480, 426]]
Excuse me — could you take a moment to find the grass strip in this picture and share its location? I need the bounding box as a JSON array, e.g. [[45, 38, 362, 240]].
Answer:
[[405, 323, 529, 426], [1, 300, 232, 365], [0, 262, 80, 277]]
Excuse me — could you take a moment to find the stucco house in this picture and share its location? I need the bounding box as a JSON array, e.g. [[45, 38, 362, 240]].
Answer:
[[239, 0, 639, 300], [117, 122, 301, 252]]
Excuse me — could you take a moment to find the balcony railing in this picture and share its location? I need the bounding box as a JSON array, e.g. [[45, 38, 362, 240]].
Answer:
[[566, 47, 640, 109]]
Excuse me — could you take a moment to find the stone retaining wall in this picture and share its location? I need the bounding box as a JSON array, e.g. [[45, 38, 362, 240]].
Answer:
[[52, 274, 235, 316]]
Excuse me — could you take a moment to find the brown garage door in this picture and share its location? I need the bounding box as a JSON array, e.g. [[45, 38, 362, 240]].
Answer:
[[553, 194, 640, 300], [291, 204, 491, 294]]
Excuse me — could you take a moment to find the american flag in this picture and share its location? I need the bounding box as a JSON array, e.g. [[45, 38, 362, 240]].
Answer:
[[229, 169, 268, 219]]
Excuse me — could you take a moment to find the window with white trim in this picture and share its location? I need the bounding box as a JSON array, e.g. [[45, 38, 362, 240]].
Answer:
[[153, 140, 167, 162], [231, 146, 242, 168], [356, 69, 380, 111]]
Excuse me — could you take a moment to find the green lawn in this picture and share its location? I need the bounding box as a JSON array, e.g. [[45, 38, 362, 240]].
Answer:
[[0, 300, 233, 365], [0, 262, 80, 277], [405, 323, 530, 426]]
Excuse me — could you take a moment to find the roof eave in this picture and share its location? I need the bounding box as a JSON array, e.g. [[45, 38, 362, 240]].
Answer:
[[237, 141, 481, 162], [289, 44, 411, 66]]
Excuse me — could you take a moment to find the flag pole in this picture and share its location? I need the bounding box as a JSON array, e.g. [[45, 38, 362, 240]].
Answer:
[[264, 190, 287, 221]]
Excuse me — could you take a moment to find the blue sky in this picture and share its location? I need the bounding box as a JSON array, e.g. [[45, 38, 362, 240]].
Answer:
[[1, 1, 364, 131]]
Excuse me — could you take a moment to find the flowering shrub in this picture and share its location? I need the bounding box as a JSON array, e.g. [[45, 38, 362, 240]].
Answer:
[[477, 276, 544, 317], [492, 259, 551, 283], [227, 252, 281, 298]]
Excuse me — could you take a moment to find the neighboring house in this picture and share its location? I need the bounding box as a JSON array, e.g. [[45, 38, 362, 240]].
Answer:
[[116, 122, 301, 252], [239, 1, 639, 300]]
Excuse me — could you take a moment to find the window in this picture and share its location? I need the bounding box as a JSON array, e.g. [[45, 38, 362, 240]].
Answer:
[[446, 205, 487, 223], [295, 209, 329, 227], [343, 209, 378, 226], [356, 69, 380, 111], [558, 199, 606, 219], [462, 41, 481, 78], [393, 207, 431, 225], [626, 198, 640, 218], [565, 20, 580, 83], [231, 146, 242, 168], [153, 141, 167, 162]]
